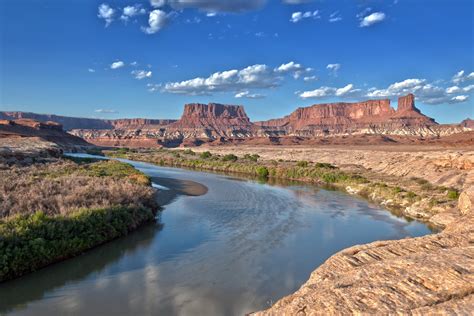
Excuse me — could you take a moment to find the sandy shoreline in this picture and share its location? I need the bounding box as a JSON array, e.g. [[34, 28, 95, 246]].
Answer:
[[151, 176, 208, 206]]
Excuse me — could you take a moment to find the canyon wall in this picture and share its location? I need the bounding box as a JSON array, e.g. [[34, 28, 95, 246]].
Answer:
[[5, 95, 472, 148]]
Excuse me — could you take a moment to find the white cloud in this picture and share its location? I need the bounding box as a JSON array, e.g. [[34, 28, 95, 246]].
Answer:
[[130, 61, 138, 66], [98, 3, 115, 26], [110, 61, 125, 69], [290, 10, 320, 23], [275, 61, 312, 79], [142, 10, 168, 34], [169, 0, 266, 13], [283, 0, 313, 3], [366, 78, 472, 105], [150, 0, 166, 8], [359, 12, 386, 27], [329, 11, 342, 23], [335, 84, 360, 96], [451, 95, 469, 102], [327, 63, 341, 76], [299, 84, 360, 99], [303, 75, 318, 82], [452, 70, 474, 84], [162, 62, 309, 95], [121, 4, 146, 22], [132, 70, 153, 79], [88, 68, 96, 73], [235, 91, 265, 99], [95, 109, 118, 114]]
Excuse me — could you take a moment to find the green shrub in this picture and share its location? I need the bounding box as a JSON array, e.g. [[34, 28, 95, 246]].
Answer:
[[116, 147, 130, 154], [447, 189, 460, 200], [200, 151, 212, 159], [393, 187, 404, 194], [406, 191, 417, 199], [256, 166, 269, 178], [315, 162, 336, 169], [0, 206, 156, 282], [222, 154, 238, 162], [296, 161, 309, 168], [244, 154, 260, 162], [183, 149, 195, 155]]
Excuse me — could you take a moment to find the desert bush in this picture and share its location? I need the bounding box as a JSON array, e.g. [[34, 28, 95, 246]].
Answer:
[[0, 161, 155, 219], [296, 161, 309, 167], [256, 166, 269, 178], [243, 154, 260, 162], [183, 149, 195, 155], [200, 151, 212, 159], [222, 154, 238, 162], [447, 189, 460, 200]]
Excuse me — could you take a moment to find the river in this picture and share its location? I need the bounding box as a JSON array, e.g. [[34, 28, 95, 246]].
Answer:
[[0, 155, 431, 315]]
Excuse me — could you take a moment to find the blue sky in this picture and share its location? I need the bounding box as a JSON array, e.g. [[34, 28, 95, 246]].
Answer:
[[1, 0, 473, 123]]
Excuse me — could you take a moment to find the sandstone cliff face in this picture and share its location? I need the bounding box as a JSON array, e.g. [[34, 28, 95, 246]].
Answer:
[[256, 94, 437, 136]]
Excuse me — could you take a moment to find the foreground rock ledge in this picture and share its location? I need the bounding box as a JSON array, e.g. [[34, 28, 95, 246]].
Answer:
[[253, 193, 474, 315]]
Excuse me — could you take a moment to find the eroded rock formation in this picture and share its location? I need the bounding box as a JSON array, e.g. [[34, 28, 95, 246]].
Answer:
[[0, 119, 91, 149], [5, 94, 472, 148]]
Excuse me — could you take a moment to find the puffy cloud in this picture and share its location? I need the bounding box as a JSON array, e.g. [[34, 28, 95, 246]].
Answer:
[[168, 0, 267, 13], [299, 84, 360, 99], [452, 70, 474, 84], [290, 10, 320, 23], [451, 95, 469, 102], [121, 4, 146, 22], [366, 78, 472, 105], [359, 12, 386, 27], [235, 91, 265, 99], [274, 61, 311, 79], [329, 11, 342, 23], [98, 3, 115, 26], [327, 63, 341, 76], [110, 61, 125, 69], [150, 0, 166, 8], [95, 109, 118, 114], [142, 10, 168, 34], [132, 70, 153, 80], [162, 62, 309, 95]]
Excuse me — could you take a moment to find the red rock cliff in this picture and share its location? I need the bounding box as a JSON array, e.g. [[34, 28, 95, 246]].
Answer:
[[171, 103, 252, 129]]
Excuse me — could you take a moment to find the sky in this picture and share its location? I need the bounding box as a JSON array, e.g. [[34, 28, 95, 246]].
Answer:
[[0, 0, 473, 123]]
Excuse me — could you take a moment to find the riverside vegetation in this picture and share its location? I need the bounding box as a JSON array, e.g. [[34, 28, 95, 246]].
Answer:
[[108, 148, 460, 226], [0, 157, 158, 282]]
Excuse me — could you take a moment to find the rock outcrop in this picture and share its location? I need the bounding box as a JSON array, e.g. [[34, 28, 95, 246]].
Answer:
[[256, 94, 439, 136], [253, 213, 474, 315], [0, 111, 176, 131], [461, 118, 474, 128], [0, 119, 91, 149]]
